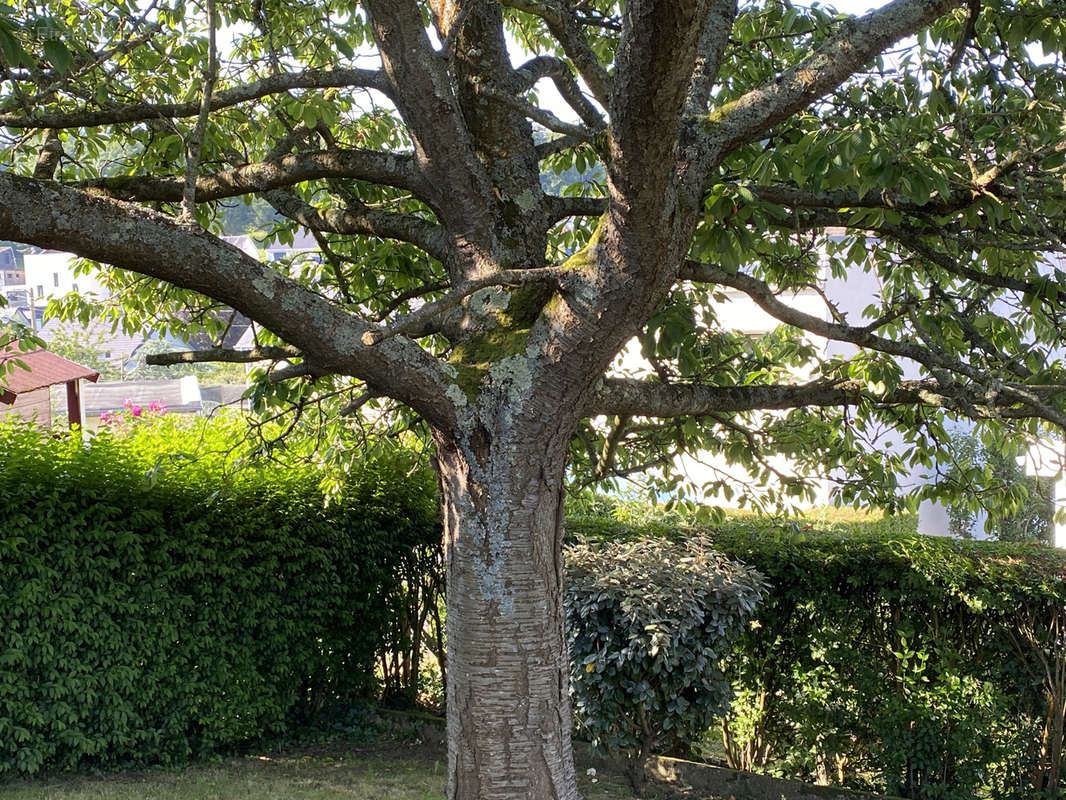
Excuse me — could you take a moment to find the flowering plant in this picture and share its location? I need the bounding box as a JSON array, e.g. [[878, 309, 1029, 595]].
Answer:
[[99, 398, 167, 427]]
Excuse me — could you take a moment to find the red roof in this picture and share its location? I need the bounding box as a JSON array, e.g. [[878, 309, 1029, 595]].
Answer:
[[0, 344, 100, 404]]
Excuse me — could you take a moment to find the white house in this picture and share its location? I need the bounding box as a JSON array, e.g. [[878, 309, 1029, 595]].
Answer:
[[606, 235, 1050, 541], [22, 250, 107, 302]]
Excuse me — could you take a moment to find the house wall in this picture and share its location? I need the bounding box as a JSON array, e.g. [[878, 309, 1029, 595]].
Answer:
[[22, 251, 106, 301]]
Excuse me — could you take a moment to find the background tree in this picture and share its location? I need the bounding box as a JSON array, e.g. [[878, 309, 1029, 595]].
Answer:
[[45, 324, 123, 380], [1, 1, 1066, 799], [938, 427, 1056, 542]]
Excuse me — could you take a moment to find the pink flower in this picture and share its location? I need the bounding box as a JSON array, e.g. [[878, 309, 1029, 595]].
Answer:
[[122, 398, 132, 409], [130, 405, 143, 417]]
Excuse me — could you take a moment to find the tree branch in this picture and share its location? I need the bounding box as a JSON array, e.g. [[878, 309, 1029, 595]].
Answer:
[[363, 267, 566, 345], [479, 83, 601, 141], [501, 0, 613, 107], [0, 174, 459, 431], [609, 0, 705, 201], [590, 376, 1066, 422], [32, 130, 63, 180], [181, 0, 219, 223], [546, 195, 607, 222], [882, 223, 1066, 297], [364, 0, 492, 252], [145, 346, 300, 365], [79, 149, 427, 203], [685, 0, 738, 114], [514, 55, 605, 130], [268, 362, 321, 383], [0, 68, 391, 129], [261, 188, 451, 264], [535, 135, 587, 160], [680, 259, 1066, 426], [700, 0, 963, 162]]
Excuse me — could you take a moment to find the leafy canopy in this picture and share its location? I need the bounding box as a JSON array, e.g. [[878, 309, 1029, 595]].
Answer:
[[0, 0, 1065, 512]]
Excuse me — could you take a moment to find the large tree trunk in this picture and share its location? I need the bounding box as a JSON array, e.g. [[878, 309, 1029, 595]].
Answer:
[[435, 429, 578, 800]]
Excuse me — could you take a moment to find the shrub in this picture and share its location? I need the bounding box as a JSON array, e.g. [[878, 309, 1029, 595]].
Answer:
[[0, 417, 439, 775], [710, 524, 1066, 800], [565, 534, 765, 792]]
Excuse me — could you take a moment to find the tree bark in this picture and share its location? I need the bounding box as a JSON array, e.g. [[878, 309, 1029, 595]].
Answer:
[[435, 430, 577, 800]]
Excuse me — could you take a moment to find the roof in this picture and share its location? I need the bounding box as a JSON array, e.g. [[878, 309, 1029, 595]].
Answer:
[[0, 344, 100, 404]]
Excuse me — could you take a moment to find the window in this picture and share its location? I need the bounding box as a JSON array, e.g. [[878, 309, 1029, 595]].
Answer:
[[72, 283, 78, 292], [36, 285, 43, 297], [53, 272, 59, 287]]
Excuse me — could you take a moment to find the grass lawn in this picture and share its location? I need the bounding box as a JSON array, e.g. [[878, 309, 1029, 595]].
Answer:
[[0, 742, 646, 800]]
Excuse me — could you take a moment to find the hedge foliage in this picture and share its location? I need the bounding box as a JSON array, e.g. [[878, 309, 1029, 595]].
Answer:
[[709, 524, 1066, 800], [570, 503, 1066, 799], [565, 535, 765, 791], [0, 417, 438, 775]]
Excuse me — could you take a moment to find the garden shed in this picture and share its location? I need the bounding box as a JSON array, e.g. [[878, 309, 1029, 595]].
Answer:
[[0, 344, 100, 427]]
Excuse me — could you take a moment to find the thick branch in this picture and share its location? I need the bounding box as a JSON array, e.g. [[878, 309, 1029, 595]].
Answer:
[[702, 0, 963, 161], [680, 259, 1066, 426], [609, 0, 705, 200], [591, 377, 1066, 422], [547, 195, 607, 222], [501, 0, 612, 106], [32, 130, 64, 180], [747, 183, 993, 216], [262, 188, 450, 264], [535, 135, 586, 160], [480, 84, 600, 141], [0, 174, 458, 430], [145, 346, 300, 365], [685, 0, 738, 114], [363, 267, 566, 345], [364, 0, 491, 250], [0, 68, 390, 129], [80, 149, 426, 203], [514, 55, 605, 130]]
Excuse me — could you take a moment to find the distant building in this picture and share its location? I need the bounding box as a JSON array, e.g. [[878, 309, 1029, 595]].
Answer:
[[22, 250, 106, 301], [0, 247, 27, 305], [0, 247, 23, 287]]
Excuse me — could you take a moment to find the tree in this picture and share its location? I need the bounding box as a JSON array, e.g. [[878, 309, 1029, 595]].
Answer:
[[940, 427, 1055, 542], [45, 324, 123, 380], [1, 1, 1065, 798]]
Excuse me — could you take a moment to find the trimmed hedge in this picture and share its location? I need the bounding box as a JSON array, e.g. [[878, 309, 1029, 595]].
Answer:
[[708, 524, 1066, 800], [572, 507, 1066, 800], [0, 419, 438, 775]]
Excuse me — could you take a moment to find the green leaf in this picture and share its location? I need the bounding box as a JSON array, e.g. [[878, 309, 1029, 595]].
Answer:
[[42, 39, 73, 73]]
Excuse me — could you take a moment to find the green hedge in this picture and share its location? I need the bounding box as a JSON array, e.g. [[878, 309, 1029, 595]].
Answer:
[[710, 525, 1066, 800], [570, 512, 1066, 800], [0, 418, 438, 775]]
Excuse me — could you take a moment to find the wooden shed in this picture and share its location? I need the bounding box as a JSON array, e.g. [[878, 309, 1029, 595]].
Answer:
[[0, 344, 101, 427]]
